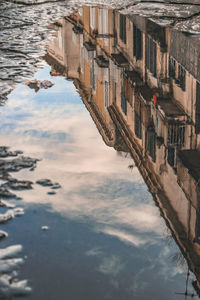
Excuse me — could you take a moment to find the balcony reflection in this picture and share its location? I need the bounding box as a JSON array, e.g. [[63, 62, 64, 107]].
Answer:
[[45, 7, 200, 296]]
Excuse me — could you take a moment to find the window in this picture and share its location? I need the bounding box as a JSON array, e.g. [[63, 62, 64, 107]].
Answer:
[[105, 81, 109, 108], [90, 7, 96, 30], [121, 93, 127, 115], [168, 124, 185, 147], [169, 56, 176, 79], [133, 24, 142, 60], [58, 30, 62, 50], [90, 60, 96, 90], [81, 47, 84, 74], [169, 56, 186, 91], [135, 111, 142, 139], [177, 64, 186, 91], [195, 208, 200, 244], [147, 105, 151, 123], [146, 36, 157, 77], [167, 146, 175, 167], [120, 14, 126, 44], [196, 81, 200, 134], [145, 127, 156, 162], [114, 82, 117, 103], [122, 74, 133, 106], [98, 8, 108, 35]]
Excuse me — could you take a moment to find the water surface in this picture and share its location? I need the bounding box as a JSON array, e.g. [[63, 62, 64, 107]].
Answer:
[[1, 3, 200, 300]]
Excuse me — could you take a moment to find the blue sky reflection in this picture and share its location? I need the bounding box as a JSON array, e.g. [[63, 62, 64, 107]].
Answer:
[[0, 65, 189, 299]]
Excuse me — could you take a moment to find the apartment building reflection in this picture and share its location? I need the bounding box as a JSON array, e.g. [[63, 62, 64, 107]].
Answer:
[[45, 6, 200, 295]]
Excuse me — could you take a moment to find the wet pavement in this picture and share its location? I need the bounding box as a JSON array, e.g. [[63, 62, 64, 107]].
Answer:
[[0, 0, 74, 102], [1, 0, 200, 103], [1, 0, 200, 299]]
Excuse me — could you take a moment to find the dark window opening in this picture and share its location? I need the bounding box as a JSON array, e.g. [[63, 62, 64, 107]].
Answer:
[[133, 24, 142, 60], [122, 74, 133, 106], [146, 19, 166, 48], [90, 60, 95, 90], [120, 14, 126, 44], [114, 82, 117, 103], [145, 127, 156, 162], [134, 111, 142, 139], [196, 81, 200, 134], [169, 56, 176, 79], [146, 36, 157, 77], [121, 93, 127, 115], [195, 205, 200, 244], [177, 64, 186, 91], [167, 146, 175, 167], [105, 81, 109, 108], [168, 124, 185, 147], [147, 105, 151, 123]]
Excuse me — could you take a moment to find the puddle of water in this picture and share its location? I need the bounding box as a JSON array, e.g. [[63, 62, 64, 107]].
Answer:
[[1, 1, 200, 299], [0, 64, 189, 299]]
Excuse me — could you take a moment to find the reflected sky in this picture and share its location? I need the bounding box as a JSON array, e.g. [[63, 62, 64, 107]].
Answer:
[[0, 65, 192, 299]]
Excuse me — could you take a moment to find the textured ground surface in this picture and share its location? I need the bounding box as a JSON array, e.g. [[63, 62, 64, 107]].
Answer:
[[0, 0, 200, 102]]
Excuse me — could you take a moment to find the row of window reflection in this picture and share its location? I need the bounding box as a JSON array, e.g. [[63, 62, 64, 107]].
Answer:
[[120, 17, 188, 93], [169, 56, 186, 91], [79, 15, 200, 169]]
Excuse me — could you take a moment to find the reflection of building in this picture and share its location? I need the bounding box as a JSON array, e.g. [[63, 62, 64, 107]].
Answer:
[[45, 9, 128, 152], [45, 6, 200, 293]]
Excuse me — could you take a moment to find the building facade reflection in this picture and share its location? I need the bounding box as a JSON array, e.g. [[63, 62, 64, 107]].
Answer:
[[45, 6, 200, 296]]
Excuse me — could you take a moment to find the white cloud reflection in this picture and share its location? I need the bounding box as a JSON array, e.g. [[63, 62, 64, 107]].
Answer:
[[0, 66, 165, 249], [97, 228, 150, 247], [98, 255, 125, 276], [85, 247, 103, 257]]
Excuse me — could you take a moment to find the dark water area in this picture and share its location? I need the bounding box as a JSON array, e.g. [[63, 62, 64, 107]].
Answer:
[[0, 2, 200, 300]]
